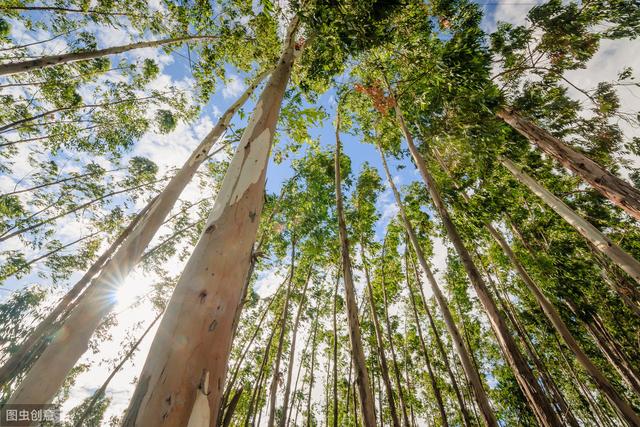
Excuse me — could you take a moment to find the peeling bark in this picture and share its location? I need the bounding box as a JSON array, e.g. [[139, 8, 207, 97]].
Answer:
[[120, 20, 301, 426], [6, 69, 269, 410], [498, 108, 640, 222]]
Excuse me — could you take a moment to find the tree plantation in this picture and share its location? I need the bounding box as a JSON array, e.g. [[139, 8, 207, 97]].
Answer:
[[1, 0, 640, 426]]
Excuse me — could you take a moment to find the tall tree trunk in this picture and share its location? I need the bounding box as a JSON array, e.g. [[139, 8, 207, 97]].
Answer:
[[73, 312, 162, 427], [0, 197, 153, 387], [501, 157, 640, 284], [497, 108, 640, 221], [306, 316, 319, 427], [267, 241, 296, 427], [334, 112, 377, 427], [407, 247, 472, 427], [0, 35, 219, 76], [361, 244, 401, 427], [379, 250, 412, 427], [120, 21, 301, 426], [222, 387, 244, 427], [221, 289, 282, 419], [391, 103, 562, 427], [565, 300, 640, 399], [286, 322, 313, 427], [332, 271, 339, 427], [405, 249, 450, 427], [584, 239, 640, 317], [376, 142, 498, 427], [6, 68, 270, 410], [432, 143, 640, 422], [487, 223, 640, 424], [245, 313, 279, 427], [279, 269, 311, 427], [553, 333, 617, 427], [404, 247, 472, 427], [483, 266, 578, 427]]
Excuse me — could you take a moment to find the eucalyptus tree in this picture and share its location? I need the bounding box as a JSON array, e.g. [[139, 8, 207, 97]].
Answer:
[[334, 110, 377, 426]]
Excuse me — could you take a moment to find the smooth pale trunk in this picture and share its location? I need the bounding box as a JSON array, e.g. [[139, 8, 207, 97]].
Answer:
[[0, 35, 217, 76], [380, 261, 412, 427], [435, 147, 640, 423], [121, 21, 300, 426], [0, 200, 152, 387], [332, 272, 339, 427], [501, 157, 640, 284], [267, 243, 296, 427], [498, 108, 640, 221], [306, 317, 318, 427], [6, 69, 268, 409], [405, 258, 449, 427], [487, 223, 640, 425], [376, 143, 498, 427], [362, 246, 401, 427], [392, 103, 562, 427], [405, 235, 471, 427], [335, 115, 377, 427]]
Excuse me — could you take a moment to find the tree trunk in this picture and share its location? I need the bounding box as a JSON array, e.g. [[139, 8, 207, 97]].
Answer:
[[407, 247, 472, 427], [405, 250, 450, 427], [267, 242, 296, 427], [221, 288, 282, 417], [286, 321, 313, 427], [376, 142, 498, 427], [391, 103, 563, 426], [73, 312, 162, 427], [6, 68, 270, 411], [222, 387, 244, 427], [334, 112, 377, 427], [488, 223, 640, 424], [0, 35, 219, 76], [332, 271, 339, 427], [588, 242, 640, 317], [306, 316, 318, 427], [246, 314, 279, 427], [497, 108, 640, 221], [279, 269, 311, 427], [0, 197, 153, 387], [119, 22, 301, 426], [379, 251, 412, 427], [361, 245, 401, 427], [501, 157, 640, 285]]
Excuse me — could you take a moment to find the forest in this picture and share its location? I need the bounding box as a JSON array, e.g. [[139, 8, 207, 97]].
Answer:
[[0, 0, 639, 426]]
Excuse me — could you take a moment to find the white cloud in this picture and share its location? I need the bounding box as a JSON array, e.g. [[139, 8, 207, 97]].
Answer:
[[222, 74, 246, 99]]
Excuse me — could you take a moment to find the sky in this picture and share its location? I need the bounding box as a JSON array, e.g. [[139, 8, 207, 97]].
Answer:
[[1, 0, 639, 424]]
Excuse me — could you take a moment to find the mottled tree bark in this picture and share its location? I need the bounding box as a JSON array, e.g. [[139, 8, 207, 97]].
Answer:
[[120, 20, 302, 426], [498, 108, 640, 221]]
